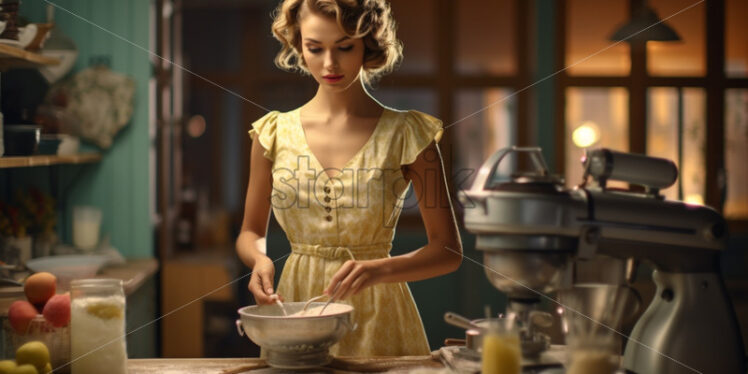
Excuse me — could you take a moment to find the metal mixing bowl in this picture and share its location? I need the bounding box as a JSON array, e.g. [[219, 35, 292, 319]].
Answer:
[[483, 251, 571, 299], [236, 302, 355, 369]]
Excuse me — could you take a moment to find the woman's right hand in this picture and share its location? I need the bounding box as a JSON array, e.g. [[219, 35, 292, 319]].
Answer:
[[248, 255, 280, 305]]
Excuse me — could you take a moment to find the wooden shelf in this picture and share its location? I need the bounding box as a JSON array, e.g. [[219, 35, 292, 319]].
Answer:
[[0, 153, 101, 168], [0, 43, 60, 70]]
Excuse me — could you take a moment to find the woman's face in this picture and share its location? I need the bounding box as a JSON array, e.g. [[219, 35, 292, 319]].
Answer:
[[299, 11, 365, 92]]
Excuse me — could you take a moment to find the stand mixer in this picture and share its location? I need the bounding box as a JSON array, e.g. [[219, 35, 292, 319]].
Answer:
[[459, 146, 745, 374]]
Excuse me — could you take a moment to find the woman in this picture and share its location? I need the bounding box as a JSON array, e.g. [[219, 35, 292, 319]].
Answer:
[[236, 0, 462, 356]]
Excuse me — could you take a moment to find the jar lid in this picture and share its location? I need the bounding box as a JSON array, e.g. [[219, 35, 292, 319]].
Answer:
[[70, 278, 122, 288]]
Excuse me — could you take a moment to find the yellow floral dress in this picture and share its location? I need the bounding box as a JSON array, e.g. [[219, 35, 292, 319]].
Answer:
[[248, 107, 443, 357]]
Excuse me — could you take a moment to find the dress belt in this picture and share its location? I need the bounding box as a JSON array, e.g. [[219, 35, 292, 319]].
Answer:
[[289, 242, 392, 260]]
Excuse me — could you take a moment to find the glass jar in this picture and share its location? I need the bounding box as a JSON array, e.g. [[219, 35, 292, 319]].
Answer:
[[70, 279, 127, 374], [481, 318, 520, 374]]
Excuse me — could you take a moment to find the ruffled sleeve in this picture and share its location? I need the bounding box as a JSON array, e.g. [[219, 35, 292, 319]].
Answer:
[[248, 111, 280, 161], [400, 110, 444, 165]]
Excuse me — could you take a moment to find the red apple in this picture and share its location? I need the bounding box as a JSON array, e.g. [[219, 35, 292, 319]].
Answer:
[[42, 293, 71, 328], [8, 300, 39, 334]]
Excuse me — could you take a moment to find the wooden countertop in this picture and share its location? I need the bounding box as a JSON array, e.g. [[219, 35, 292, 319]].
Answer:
[[101, 258, 159, 296], [127, 356, 443, 373]]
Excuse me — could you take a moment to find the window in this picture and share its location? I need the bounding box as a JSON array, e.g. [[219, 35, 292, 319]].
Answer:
[[647, 0, 706, 76], [454, 89, 516, 187], [376, 0, 525, 220], [456, 0, 516, 75], [565, 87, 629, 188], [646, 88, 706, 202], [558, 0, 748, 222], [724, 89, 748, 218], [389, 0, 436, 74], [725, 0, 747, 77], [566, 0, 630, 76]]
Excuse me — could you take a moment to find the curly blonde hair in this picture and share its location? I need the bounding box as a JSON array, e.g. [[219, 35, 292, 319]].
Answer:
[[271, 0, 403, 85]]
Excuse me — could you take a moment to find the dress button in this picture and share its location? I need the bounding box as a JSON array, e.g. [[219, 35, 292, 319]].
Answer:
[[325, 207, 332, 213], [325, 215, 333, 222], [324, 196, 331, 203], [324, 187, 331, 194]]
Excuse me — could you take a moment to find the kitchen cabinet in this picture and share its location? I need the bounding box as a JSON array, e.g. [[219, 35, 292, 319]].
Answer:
[[161, 250, 237, 357]]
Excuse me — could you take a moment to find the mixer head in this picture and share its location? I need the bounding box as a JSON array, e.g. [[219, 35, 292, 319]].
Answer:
[[459, 146, 725, 285]]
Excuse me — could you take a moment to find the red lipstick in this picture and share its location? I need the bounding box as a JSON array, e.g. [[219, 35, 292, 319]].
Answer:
[[323, 74, 344, 83]]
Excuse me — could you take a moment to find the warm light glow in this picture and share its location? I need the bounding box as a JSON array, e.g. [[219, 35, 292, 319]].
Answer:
[[685, 194, 704, 205], [572, 121, 600, 148], [187, 115, 207, 138], [647, 41, 666, 51]]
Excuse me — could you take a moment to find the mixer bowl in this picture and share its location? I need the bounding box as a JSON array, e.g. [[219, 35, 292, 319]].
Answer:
[[557, 283, 642, 338], [482, 251, 570, 298], [236, 302, 354, 368]]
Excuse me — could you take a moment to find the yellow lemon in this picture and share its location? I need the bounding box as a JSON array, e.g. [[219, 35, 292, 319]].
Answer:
[[86, 302, 123, 319], [15, 341, 49, 371], [9, 364, 37, 374], [0, 360, 17, 374]]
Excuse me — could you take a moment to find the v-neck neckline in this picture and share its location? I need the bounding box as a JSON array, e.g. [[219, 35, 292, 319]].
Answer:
[[296, 107, 389, 180]]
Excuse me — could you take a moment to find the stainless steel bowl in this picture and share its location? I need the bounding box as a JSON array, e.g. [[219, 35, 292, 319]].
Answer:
[[483, 251, 570, 299], [236, 302, 355, 369]]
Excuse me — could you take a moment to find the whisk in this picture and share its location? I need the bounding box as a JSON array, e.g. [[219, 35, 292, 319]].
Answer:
[[300, 247, 355, 315], [300, 281, 342, 315], [269, 294, 287, 316]]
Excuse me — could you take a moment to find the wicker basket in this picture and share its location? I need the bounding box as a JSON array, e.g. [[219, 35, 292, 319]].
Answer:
[[2, 314, 70, 373]]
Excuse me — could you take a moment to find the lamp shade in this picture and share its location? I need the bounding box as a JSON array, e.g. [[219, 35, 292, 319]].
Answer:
[[609, 3, 681, 42]]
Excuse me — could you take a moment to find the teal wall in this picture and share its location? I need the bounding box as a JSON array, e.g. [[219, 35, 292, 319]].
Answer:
[[22, 0, 153, 259], [15, 0, 157, 358]]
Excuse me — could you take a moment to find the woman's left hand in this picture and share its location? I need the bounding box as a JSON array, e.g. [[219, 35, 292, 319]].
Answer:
[[324, 259, 383, 300]]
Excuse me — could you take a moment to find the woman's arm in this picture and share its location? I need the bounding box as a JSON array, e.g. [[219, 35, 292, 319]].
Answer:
[[325, 141, 463, 299], [236, 137, 279, 304]]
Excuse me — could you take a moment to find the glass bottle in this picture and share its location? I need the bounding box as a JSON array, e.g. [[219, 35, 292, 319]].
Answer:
[[70, 279, 127, 374]]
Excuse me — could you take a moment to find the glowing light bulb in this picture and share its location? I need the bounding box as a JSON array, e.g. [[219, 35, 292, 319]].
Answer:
[[572, 121, 600, 148], [187, 115, 207, 138]]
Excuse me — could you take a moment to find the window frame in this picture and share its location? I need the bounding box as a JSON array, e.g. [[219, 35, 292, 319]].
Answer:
[[554, 0, 748, 229], [378, 0, 533, 228]]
